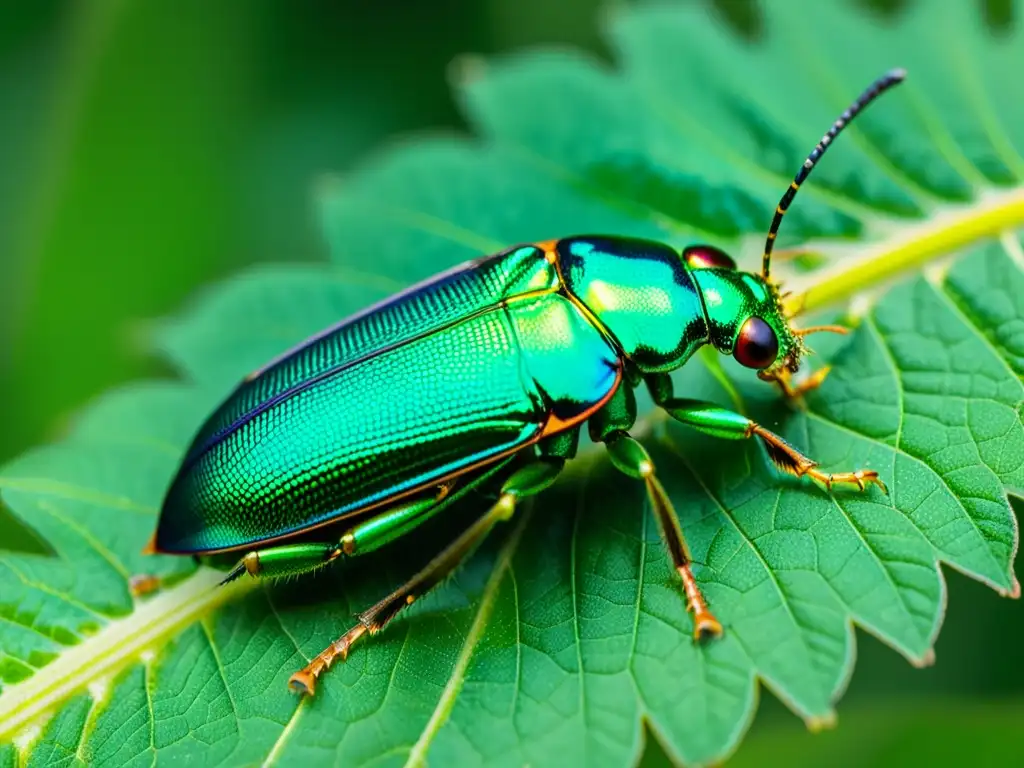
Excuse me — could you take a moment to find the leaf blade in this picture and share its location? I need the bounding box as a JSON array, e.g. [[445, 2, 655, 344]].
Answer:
[[2, 2, 1023, 766]]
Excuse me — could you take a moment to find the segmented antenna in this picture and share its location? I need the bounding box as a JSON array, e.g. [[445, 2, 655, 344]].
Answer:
[[761, 68, 906, 280]]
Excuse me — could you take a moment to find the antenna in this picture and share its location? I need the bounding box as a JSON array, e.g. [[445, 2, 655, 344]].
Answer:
[[761, 68, 906, 280]]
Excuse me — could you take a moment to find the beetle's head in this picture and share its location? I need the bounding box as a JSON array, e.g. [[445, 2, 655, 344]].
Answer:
[[683, 246, 831, 380]]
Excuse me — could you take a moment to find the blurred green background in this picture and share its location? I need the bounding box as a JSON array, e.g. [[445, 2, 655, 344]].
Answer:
[[0, 1, 1020, 765]]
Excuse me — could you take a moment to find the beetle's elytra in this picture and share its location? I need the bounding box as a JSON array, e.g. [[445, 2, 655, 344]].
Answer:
[[138, 69, 905, 696]]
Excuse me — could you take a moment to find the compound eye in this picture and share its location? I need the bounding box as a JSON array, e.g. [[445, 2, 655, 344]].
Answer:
[[734, 317, 779, 369], [682, 244, 736, 270]]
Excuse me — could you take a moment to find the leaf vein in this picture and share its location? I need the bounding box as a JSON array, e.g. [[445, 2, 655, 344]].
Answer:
[[403, 509, 531, 768], [198, 618, 241, 731], [0, 477, 155, 515], [36, 499, 130, 580], [807, 405, 1007, 584], [0, 557, 107, 621], [665, 439, 833, 698], [569, 467, 590, 764]]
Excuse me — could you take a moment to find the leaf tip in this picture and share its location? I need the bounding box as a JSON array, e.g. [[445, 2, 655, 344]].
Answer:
[[806, 711, 837, 733], [312, 172, 344, 205], [1006, 578, 1021, 600], [447, 53, 487, 91], [911, 648, 936, 669]]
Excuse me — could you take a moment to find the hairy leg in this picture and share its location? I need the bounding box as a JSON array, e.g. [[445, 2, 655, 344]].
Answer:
[[588, 384, 722, 640], [288, 452, 569, 695], [647, 373, 885, 493]]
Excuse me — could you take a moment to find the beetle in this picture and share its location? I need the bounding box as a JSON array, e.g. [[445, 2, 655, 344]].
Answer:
[[139, 69, 903, 696]]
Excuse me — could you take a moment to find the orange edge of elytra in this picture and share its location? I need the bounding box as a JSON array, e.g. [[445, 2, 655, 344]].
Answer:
[[141, 533, 160, 555]]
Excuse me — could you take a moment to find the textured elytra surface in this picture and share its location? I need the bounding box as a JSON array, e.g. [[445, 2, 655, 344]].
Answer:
[[1, 1, 1023, 766], [180, 243, 555, 462], [162, 306, 542, 553]]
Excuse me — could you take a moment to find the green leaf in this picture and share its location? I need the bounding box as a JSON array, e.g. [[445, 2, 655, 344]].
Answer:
[[2, 1, 1023, 766]]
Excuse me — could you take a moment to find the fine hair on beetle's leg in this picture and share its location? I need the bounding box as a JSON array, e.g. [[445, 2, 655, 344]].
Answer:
[[288, 448, 571, 696], [747, 424, 886, 492], [603, 429, 723, 640], [646, 373, 887, 494], [762, 365, 833, 401], [286, 496, 516, 696], [587, 383, 721, 639]]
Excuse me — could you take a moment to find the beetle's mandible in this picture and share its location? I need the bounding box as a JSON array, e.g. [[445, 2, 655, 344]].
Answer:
[[136, 68, 905, 696]]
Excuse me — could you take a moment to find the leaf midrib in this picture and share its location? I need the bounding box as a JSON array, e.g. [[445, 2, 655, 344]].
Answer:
[[786, 188, 1024, 315], [0, 569, 252, 744]]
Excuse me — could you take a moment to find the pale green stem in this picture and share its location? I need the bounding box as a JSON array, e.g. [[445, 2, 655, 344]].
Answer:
[[785, 190, 1024, 316]]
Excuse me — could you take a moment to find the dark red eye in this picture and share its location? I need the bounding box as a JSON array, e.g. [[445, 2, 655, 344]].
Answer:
[[733, 317, 779, 369], [682, 244, 736, 270]]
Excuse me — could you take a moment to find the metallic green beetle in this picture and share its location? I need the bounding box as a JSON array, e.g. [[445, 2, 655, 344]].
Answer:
[[141, 70, 903, 695]]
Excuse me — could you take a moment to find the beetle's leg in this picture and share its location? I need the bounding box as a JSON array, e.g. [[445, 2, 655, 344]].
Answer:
[[762, 366, 832, 401], [218, 483, 462, 586], [217, 543, 343, 586], [606, 430, 723, 640], [647, 373, 886, 493], [288, 450, 570, 696], [588, 385, 722, 640]]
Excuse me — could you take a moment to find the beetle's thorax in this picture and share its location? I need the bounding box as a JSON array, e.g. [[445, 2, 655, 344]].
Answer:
[[550, 236, 709, 373]]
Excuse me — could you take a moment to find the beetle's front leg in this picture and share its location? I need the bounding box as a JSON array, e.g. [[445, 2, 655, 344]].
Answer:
[[588, 385, 723, 640], [647, 373, 886, 493], [760, 365, 832, 401], [760, 323, 849, 402]]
